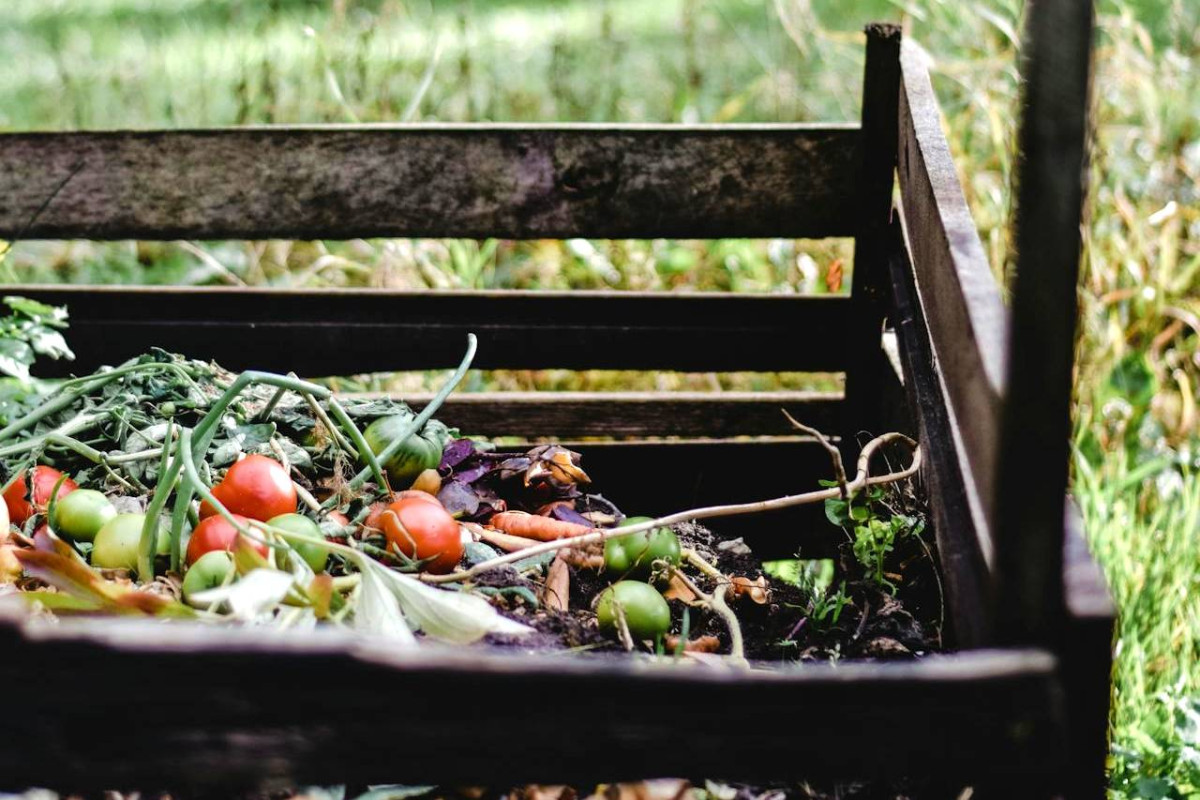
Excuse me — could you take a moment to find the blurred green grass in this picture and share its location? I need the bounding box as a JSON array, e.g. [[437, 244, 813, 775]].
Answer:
[[2, 0, 1199, 794]]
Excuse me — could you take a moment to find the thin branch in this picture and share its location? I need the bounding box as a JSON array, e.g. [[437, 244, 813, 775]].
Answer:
[[423, 431, 920, 585], [781, 411, 848, 499], [667, 561, 745, 665]]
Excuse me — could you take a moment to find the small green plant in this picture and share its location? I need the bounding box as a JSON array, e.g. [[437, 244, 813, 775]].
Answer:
[[823, 483, 925, 591], [764, 558, 853, 631], [851, 515, 925, 590]]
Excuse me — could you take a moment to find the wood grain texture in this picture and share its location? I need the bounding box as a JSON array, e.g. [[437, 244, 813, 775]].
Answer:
[[897, 42, 1009, 569], [885, 223, 992, 647], [843, 24, 902, 451], [0, 124, 861, 240], [402, 390, 843, 439], [992, 0, 1095, 648], [0, 611, 1063, 792], [14, 285, 852, 375]]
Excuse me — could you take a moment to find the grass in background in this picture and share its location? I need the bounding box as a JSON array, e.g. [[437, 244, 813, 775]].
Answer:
[[1, 0, 1199, 794]]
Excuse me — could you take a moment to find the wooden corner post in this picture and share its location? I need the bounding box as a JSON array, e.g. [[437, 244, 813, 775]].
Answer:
[[994, 2, 1106, 795], [993, 0, 1096, 645], [843, 24, 902, 451]]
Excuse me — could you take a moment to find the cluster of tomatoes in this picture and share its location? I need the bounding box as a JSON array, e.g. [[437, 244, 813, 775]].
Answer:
[[595, 517, 682, 641], [2, 446, 469, 605]]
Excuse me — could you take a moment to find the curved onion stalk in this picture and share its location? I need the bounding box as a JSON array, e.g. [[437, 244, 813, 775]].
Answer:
[[137, 419, 181, 581], [340, 333, 478, 495]]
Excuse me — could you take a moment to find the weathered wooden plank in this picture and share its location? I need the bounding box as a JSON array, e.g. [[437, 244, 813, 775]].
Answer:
[[885, 223, 993, 647], [992, 0, 1095, 649], [897, 41, 1009, 569], [0, 124, 861, 240], [843, 23, 902, 452], [402, 390, 843, 439], [1062, 500, 1114, 800], [17, 285, 853, 375], [0, 611, 1063, 791]]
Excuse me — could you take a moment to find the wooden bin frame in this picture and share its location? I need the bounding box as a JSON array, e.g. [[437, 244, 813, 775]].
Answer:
[[0, 5, 1112, 797]]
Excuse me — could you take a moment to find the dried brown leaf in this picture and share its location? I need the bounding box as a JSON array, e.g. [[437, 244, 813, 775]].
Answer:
[[541, 556, 571, 612], [729, 575, 769, 605], [662, 573, 700, 605]]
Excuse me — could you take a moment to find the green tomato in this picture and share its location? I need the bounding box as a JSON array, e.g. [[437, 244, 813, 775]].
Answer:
[[603, 516, 681, 580], [182, 550, 236, 607], [363, 415, 451, 487], [91, 513, 169, 570], [52, 489, 117, 543], [267, 513, 328, 573], [595, 580, 672, 641]]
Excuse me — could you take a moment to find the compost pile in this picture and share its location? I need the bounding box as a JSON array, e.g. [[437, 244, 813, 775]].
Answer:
[[0, 298, 939, 665]]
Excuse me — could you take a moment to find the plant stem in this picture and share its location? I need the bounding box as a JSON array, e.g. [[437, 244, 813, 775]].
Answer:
[[326, 396, 388, 490], [302, 392, 357, 457]]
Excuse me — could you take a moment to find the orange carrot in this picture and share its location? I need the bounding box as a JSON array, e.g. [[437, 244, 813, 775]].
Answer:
[[489, 511, 594, 542]]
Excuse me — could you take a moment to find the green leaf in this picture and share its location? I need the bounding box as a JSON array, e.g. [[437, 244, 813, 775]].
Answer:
[[26, 325, 74, 360], [0, 338, 34, 382], [4, 296, 67, 325]]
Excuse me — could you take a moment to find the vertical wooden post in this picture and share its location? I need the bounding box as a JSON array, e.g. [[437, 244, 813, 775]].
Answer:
[[993, 0, 1095, 645], [843, 24, 902, 452], [992, 0, 1101, 794]]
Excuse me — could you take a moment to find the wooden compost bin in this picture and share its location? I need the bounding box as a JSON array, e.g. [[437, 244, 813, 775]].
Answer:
[[0, 8, 1112, 798]]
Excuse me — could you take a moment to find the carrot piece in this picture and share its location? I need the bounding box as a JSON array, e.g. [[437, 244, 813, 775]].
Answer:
[[489, 511, 594, 542], [477, 527, 543, 553]]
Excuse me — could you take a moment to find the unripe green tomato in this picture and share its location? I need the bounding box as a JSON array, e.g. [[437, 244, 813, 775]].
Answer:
[[52, 489, 117, 543], [595, 580, 672, 641], [603, 517, 681, 580], [362, 415, 449, 487], [182, 550, 236, 607], [266, 513, 329, 573], [91, 513, 169, 570]]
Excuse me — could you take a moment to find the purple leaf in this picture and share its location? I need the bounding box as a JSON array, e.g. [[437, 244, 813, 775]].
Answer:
[[549, 504, 592, 527], [438, 480, 481, 517], [439, 438, 478, 471]]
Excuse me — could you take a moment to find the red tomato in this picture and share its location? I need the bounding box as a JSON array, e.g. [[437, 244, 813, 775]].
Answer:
[[186, 513, 269, 565], [199, 455, 296, 522], [3, 466, 79, 526], [379, 498, 463, 574]]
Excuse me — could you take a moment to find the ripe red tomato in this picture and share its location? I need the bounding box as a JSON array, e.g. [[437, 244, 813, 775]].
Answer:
[[199, 455, 296, 522], [3, 466, 79, 526], [186, 513, 269, 565], [379, 497, 463, 574]]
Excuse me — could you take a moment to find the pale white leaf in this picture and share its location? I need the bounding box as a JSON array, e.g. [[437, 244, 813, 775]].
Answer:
[[353, 564, 417, 646], [373, 563, 531, 644], [192, 568, 295, 620]]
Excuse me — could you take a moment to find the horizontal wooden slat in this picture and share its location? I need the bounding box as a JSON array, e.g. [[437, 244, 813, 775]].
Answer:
[[897, 42, 1008, 569], [0, 611, 1063, 791], [16, 285, 852, 374], [0, 124, 861, 240], [402, 390, 843, 439]]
